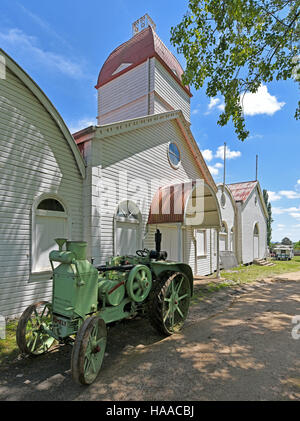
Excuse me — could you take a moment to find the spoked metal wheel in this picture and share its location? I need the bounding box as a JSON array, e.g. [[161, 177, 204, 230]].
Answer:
[[71, 316, 107, 385], [16, 301, 55, 356], [148, 272, 191, 336]]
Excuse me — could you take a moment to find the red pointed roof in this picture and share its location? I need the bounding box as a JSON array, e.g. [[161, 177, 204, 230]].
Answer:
[[95, 26, 191, 96], [227, 181, 258, 202]]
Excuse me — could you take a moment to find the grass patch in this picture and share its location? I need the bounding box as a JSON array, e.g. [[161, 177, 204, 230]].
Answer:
[[221, 256, 300, 284], [191, 257, 300, 305], [0, 319, 19, 368]]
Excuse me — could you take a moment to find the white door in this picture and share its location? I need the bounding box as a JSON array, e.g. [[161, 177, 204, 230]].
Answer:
[[116, 222, 139, 256], [159, 226, 179, 261], [254, 235, 259, 259]]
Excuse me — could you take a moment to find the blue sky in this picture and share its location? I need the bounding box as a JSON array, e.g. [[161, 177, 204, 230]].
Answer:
[[0, 0, 299, 241]]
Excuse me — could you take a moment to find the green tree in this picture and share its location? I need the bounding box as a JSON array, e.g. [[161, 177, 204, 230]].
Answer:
[[263, 189, 273, 246], [170, 0, 300, 141]]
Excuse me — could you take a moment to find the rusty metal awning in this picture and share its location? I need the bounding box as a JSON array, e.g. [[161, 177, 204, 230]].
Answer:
[[148, 180, 221, 228]]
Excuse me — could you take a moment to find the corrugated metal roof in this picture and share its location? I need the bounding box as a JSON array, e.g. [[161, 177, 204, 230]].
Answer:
[[95, 26, 190, 94], [227, 181, 257, 202], [148, 182, 193, 225]]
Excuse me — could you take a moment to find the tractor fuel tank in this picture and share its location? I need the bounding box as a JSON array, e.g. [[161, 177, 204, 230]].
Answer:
[[50, 241, 98, 318]]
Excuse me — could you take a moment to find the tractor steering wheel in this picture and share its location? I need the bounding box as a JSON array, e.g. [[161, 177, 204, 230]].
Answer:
[[136, 248, 150, 258]]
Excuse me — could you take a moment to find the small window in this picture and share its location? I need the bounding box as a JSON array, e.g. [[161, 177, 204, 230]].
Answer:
[[254, 223, 259, 235], [168, 142, 181, 168], [37, 198, 65, 212], [32, 197, 68, 273]]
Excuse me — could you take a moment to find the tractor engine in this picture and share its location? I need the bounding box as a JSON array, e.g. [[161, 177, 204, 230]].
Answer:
[[49, 239, 98, 338]]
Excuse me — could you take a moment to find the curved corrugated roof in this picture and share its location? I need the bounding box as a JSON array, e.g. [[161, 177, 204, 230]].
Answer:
[[96, 26, 191, 96]]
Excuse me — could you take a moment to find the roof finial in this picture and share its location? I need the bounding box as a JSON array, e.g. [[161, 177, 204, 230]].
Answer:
[[132, 14, 156, 36]]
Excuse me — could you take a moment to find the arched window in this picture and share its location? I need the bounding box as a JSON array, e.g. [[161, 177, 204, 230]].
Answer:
[[253, 223, 259, 259], [230, 227, 234, 252], [32, 196, 69, 273], [114, 200, 142, 256], [219, 221, 228, 251]]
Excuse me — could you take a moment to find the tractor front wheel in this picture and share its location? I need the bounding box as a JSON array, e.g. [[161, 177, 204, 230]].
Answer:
[[16, 301, 55, 356], [71, 315, 107, 385], [148, 272, 191, 336]]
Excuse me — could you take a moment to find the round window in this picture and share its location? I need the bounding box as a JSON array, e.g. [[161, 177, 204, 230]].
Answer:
[[168, 142, 181, 168]]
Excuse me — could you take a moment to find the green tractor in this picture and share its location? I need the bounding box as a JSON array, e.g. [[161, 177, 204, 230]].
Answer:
[[16, 230, 193, 385]]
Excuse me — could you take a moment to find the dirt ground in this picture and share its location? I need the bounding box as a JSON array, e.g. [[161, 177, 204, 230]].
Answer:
[[0, 272, 299, 401]]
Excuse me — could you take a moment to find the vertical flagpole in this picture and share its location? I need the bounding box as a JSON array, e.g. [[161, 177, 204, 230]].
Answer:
[[256, 154, 258, 181], [223, 142, 226, 192]]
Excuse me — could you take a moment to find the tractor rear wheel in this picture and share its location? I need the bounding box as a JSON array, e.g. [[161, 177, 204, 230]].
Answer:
[[148, 272, 191, 336], [16, 301, 55, 356], [71, 315, 107, 385]]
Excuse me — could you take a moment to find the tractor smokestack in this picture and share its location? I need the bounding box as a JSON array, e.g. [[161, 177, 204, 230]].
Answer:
[[155, 229, 162, 253]]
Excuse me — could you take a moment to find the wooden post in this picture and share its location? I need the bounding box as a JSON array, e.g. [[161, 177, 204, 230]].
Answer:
[[216, 229, 220, 278]]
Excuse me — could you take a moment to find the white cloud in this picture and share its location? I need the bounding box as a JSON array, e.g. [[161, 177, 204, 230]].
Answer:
[[208, 98, 220, 110], [248, 134, 263, 140], [214, 162, 223, 168], [268, 191, 282, 201], [290, 212, 300, 219], [208, 165, 219, 176], [202, 149, 213, 162], [215, 145, 241, 160], [68, 118, 95, 134], [241, 85, 285, 116], [279, 190, 300, 199], [0, 28, 83, 78], [205, 97, 225, 114], [17, 3, 72, 49], [273, 206, 300, 215]]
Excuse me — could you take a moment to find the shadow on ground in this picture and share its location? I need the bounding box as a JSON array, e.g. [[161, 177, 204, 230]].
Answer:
[[0, 280, 299, 401]]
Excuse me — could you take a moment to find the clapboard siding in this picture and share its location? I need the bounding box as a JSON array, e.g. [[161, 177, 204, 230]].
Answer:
[[0, 63, 84, 318], [154, 60, 190, 123], [98, 61, 150, 124], [96, 57, 191, 126], [216, 186, 236, 259], [98, 97, 148, 126], [86, 118, 205, 273], [241, 187, 268, 264]]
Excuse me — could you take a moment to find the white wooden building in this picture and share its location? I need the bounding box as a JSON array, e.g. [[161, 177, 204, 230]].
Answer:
[[0, 19, 268, 317], [0, 49, 85, 317], [227, 181, 268, 264], [216, 181, 268, 266], [74, 21, 222, 278]]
